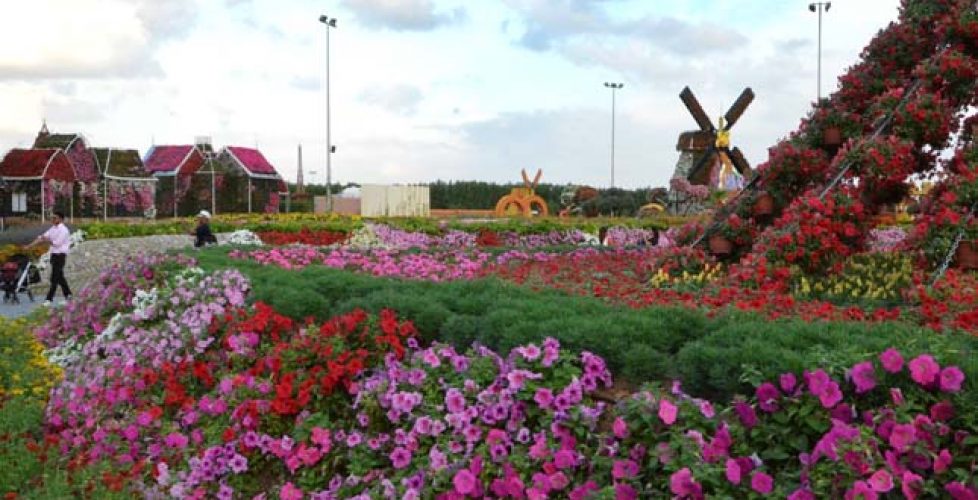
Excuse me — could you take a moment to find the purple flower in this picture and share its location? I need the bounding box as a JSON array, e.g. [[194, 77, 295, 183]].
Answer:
[[453, 469, 476, 495], [658, 399, 678, 425], [734, 401, 758, 428], [228, 454, 248, 474], [534, 388, 554, 409]]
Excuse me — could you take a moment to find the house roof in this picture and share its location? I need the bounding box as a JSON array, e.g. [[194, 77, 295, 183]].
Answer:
[[144, 145, 199, 174], [226, 146, 280, 177], [0, 149, 75, 180], [33, 133, 82, 150], [92, 148, 155, 179]]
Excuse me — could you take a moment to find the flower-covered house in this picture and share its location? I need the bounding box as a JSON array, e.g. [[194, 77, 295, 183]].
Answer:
[[32, 123, 100, 215], [91, 148, 158, 218], [144, 144, 212, 217], [0, 148, 77, 221], [213, 146, 288, 213]]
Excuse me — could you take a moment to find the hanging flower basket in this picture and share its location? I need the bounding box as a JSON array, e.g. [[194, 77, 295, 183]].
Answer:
[[752, 192, 775, 218], [823, 127, 842, 147], [955, 240, 978, 271], [708, 235, 734, 256]]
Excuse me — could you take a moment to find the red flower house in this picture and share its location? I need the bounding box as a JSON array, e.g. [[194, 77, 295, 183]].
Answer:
[[0, 148, 77, 221]]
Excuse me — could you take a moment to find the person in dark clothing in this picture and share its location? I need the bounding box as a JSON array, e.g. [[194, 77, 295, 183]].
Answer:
[[25, 211, 72, 306], [192, 210, 217, 248]]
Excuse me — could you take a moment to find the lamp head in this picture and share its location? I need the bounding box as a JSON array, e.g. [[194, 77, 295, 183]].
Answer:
[[809, 3, 816, 12], [825, 2, 831, 11], [319, 15, 336, 26]]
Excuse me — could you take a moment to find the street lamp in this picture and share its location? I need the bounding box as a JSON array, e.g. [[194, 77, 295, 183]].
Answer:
[[319, 14, 337, 212], [809, 2, 831, 102], [603, 82, 623, 188]]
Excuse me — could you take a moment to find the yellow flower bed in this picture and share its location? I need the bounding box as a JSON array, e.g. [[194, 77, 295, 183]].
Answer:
[[0, 316, 62, 403], [792, 253, 912, 304]]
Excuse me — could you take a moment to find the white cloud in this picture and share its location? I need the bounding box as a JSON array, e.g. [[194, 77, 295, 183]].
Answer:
[[0, 0, 196, 80], [341, 0, 466, 31], [359, 85, 425, 115]]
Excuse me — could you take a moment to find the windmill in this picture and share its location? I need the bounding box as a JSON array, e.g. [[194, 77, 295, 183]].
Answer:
[[675, 86, 755, 185]]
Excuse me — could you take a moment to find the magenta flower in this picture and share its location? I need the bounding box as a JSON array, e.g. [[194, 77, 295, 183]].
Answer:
[[725, 458, 742, 485], [751, 472, 773, 495], [934, 449, 953, 474], [669, 468, 702, 497], [755, 383, 781, 413], [390, 447, 412, 469], [280, 482, 303, 500], [818, 381, 843, 409], [930, 400, 955, 422], [779, 373, 797, 393], [611, 459, 639, 480], [614, 482, 637, 500], [554, 449, 577, 469], [909, 355, 940, 386], [734, 401, 758, 428], [453, 469, 477, 495], [868, 469, 893, 492], [888, 423, 916, 451], [787, 489, 816, 500], [850, 480, 878, 500], [879, 348, 904, 373], [939, 366, 965, 393], [534, 388, 554, 409], [945, 482, 977, 500], [901, 471, 923, 500], [658, 399, 678, 425], [850, 361, 876, 394], [445, 388, 466, 413], [612, 417, 628, 438]]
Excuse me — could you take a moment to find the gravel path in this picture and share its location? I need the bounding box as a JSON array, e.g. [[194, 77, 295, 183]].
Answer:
[[1, 233, 234, 318]]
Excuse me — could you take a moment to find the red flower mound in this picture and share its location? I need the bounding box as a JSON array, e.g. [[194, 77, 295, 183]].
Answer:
[[256, 228, 349, 246]]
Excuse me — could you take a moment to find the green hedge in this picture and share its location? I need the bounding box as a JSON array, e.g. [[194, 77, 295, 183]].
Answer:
[[195, 249, 978, 404]]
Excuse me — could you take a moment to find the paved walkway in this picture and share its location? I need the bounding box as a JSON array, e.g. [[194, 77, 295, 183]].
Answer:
[[0, 233, 234, 319]]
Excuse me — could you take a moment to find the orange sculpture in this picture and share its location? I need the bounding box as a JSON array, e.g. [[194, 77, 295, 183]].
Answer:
[[494, 169, 549, 218]]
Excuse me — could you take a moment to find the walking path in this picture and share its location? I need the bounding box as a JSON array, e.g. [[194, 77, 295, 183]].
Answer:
[[1, 233, 234, 319]]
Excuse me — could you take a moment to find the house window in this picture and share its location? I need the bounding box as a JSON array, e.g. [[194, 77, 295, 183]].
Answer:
[[11, 192, 27, 213]]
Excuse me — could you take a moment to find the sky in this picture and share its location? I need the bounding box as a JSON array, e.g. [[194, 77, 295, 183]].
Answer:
[[0, 0, 902, 189]]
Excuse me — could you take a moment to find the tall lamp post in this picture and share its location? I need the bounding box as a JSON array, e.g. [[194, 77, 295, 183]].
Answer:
[[809, 2, 831, 102], [603, 82, 623, 188], [319, 14, 337, 212]]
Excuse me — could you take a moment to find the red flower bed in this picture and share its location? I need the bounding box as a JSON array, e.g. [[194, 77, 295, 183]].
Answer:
[[484, 248, 978, 335], [256, 228, 349, 246]]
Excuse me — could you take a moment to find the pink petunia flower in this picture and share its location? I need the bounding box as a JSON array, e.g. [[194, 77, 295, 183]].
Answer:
[[901, 471, 923, 500], [939, 366, 965, 393], [868, 469, 893, 492], [453, 469, 477, 495], [879, 348, 904, 373], [658, 399, 678, 426], [751, 472, 773, 495], [725, 458, 742, 485], [279, 482, 303, 500], [888, 423, 916, 451], [613, 417, 629, 438], [908, 355, 940, 386], [850, 361, 877, 394], [669, 468, 701, 497]]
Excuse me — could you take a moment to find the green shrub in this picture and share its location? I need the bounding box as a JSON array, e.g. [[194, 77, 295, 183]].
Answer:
[[194, 248, 978, 404]]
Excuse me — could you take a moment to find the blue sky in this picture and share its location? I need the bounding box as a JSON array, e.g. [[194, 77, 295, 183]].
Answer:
[[0, 0, 901, 188]]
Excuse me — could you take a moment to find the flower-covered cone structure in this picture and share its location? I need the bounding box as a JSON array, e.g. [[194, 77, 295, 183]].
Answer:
[[691, 0, 978, 277]]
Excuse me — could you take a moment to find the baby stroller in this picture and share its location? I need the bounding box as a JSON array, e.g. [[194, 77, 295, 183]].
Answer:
[[2, 254, 41, 304]]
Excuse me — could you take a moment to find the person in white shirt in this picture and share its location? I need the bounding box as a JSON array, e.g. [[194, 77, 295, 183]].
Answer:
[[25, 211, 72, 305]]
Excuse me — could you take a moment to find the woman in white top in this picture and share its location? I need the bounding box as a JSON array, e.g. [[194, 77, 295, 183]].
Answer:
[[25, 211, 72, 305]]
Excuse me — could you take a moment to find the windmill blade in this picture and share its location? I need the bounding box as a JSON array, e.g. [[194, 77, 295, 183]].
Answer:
[[724, 88, 755, 129], [521, 169, 530, 187], [680, 87, 715, 133], [723, 146, 752, 176], [531, 169, 542, 189], [686, 145, 717, 182]]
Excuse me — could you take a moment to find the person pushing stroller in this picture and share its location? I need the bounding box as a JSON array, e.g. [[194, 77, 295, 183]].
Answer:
[[25, 211, 72, 306]]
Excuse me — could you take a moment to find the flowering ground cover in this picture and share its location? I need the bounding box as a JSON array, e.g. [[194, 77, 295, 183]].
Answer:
[[3, 255, 977, 497]]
